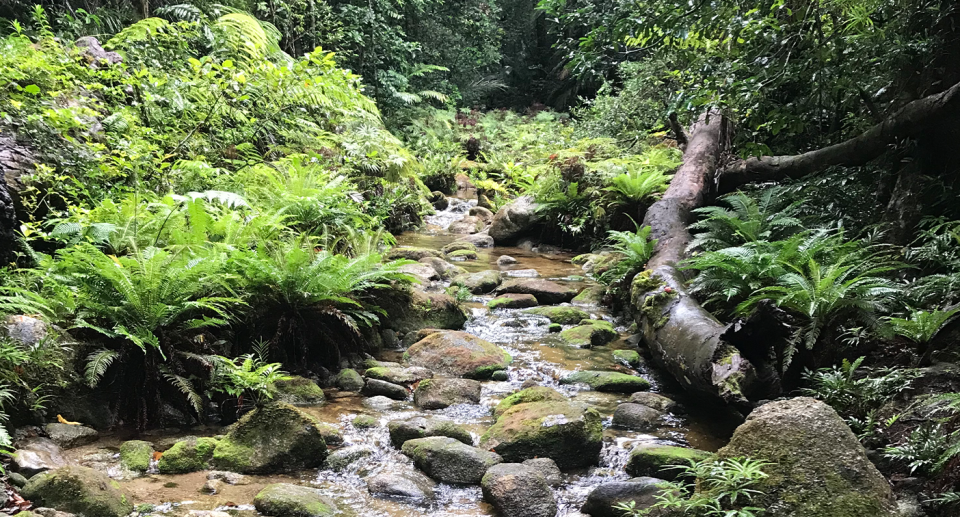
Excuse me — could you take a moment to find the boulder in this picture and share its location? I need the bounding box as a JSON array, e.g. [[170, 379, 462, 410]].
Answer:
[[323, 445, 374, 471], [335, 369, 364, 391], [524, 306, 590, 325], [361, 378, 409, 400], [352, 415, 378, 428], [572, 286, 605, 306], [200, 479, 223, 495], [364, 366, 432, 386], [253, 484, 338, 517], [612, 403, 664, 431], [418, 257, 466, 280], [493, 387, 567, 420], [404, 330, 510, 379], [456, 233, 495, 248], [414, 378, 482, 409], [386, 247, 443, 261], [448, 249, 479, 260], [497, 255, 518, 266], [207, 470, 247, 485], [489, 196, 542, 242], [21, 466, 133, 517], [8, 472, 28, 488], [503, 268, 539, 278], [270, 376, 325, 406], [522, 458, 563, 487], [442, 241, 478, 254], [495, 279, 578, 304], [580, 477, 665, 517], [560, 370, 649, 393], [157, 436, 219, 474], [401, 436, 502, 484], [75, 37, 122, 67], [366, 469, 437, 500], [2, 315, 52, 346], [377, 289, 468, 334], [481, 463, 557, 517], [388, 416, 473, 447], [625, 444, 712, 480], [560, 320, 618, 347], [118, 440, 153, 472], [399, 263, 441, 283], [453, 270, 502, 294], [613, 349, 642, 367], [480, 401, 603, 469], [211, 402, 328, 474], [716, 397, 899, 517], [13, 438, 69, 476], [629, 392, 678, 413], [469, 206, 495, 223], [317, 424, 343, 447], [488, 293, 539, 309], [448, 216, 485, 234]]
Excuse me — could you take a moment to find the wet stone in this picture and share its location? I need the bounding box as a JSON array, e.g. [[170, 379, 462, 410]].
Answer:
[[388, 416, 473, 447], [481, 463, 557, 517], [414, 378, 482, 409], [629, 392, 679, 413], [366, 469, 437, 501], [12, 437, 69, 476], [612, 403, 664, 431], [361, 378, 409, 400], [488, 293, 539, 309], [401, 436, 502, 485], [580, 477, 666, 517], [44, 423, 98, 449]]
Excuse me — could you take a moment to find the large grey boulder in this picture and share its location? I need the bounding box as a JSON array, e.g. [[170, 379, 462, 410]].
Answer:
[[401, 436, 502, 484], [453, 270, 502, 294], [44, 423, 98, 449], [717, 397, 899, 517], [413, 378, 482, 409], [404, 330, 509, 379], [612, 403, 664, 431], [480, 400, 603, 469], [12, 438, 69, 476], [365, 469, 437, 501], [387, 416, 473, 447], [580, 477, 665, 517], [495, 278, 578, 304], [489, 196, 542, 243], [21, 466, 133, 517], [481, 463, 557, 517]]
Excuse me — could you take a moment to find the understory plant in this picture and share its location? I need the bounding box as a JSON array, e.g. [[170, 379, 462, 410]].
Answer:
[[599, 223, 657, 286], [614, 457, 770, 516], [211, 341, 290, 410]]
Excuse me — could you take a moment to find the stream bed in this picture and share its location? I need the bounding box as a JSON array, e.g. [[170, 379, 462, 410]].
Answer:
[[61, 197, 732, 517]]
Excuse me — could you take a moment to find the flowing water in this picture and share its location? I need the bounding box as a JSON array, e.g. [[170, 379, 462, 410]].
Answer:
[[62, 198, 732, 517]]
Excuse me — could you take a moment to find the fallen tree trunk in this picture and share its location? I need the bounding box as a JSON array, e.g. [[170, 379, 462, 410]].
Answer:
[[632, 113, 771, 411], [718, 79, 960, 193]]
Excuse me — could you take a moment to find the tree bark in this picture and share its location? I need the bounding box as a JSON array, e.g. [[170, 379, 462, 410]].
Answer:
[[719, 79, 960, 193], [632, 113, 770, 411]]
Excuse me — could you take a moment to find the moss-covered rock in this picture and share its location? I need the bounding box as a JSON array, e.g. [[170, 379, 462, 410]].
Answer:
[[494, 279, 579, 304], [253, 483, 338, 517], [612, 403, 664, 431], [211, 402, 328, 474], [447, 249, 479, 260], [625, 444, 712, 480], [363, 365, 432, 385], [323, 445, 374, 471], [487, 293, 538, 309], [401, 436, 502, 484], [560, 370, 650, 393], [716, 397, 898, 517], [388, 416, 473, 447], [157, 436, 218, 474], [523, 306, 589, 324], [119, 440, 153, 472], [21, 466, 134, 517], [612, 349, 641, 367], [413, 378, 482, 409], [404, 330, 510, 379], [419, 257, 467, 280], [548, 323, 562, 333], [386, 247, 443, 261], [316, 423, 343, 446], [271, 376, 325, 406], [352, 415, 378, 428], [335, 369, 364, 391], [629, 392, 678, 413], [560, 320, 618, 347], [442, 241, 478, 254], [361, 378, 409, 400], [572, 286, 605, 306], [452, 270, 502, 294], [481, 463, 558, 517], [492, 387, 566, 420], [480, 400, 603, 469]]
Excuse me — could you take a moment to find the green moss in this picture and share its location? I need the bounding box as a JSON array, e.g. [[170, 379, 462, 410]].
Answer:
[[271, 376, 325, 405], [209, 439, 254, 471], [524, 306, 590, 324], [21, 466, 134, 517], [493, 387, 566, 419], [442, 241, 478, 254], [625, 444, 713, 479], [487, 294, 538, 309], [571, 286, 605, 306], [613, 349, 641, 367], [119, 440, 153, 472], [548, 323, 562, 333], [479, 401, 603, 469], [448, 249, 478, 260], [157, 437, 218, 474], [253, 484, 336, 517], [560, 319, 617, 347], [571, 254, 594, 265], [353, 415, 378, 428], [559, 370, 650, 393]]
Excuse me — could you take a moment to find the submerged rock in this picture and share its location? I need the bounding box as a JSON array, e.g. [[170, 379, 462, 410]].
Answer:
[[493, 387, 567, 420], [366, 469, 437, 501], [625, 443, 712, 480], [487, 293, 538, 309], [453, 270, 502, 294], [489, 196, 542, 243], [560, 370, 649, 393], [401, 436, 502, 484], [480, 400, 603, 469], [413, 378, 482, 409], [580, 477, 665, 517], [717, 397, 899, 517], [253, 484, 338, 517], [495, 278, 578, 304], [524, 306, 589, 325], [270, 376, 325, 406], [404, 330, 510, 379], [12, 437, 69, 476], [157, 436, 219, 474], [612, 403, 664, 431], [481, 463, 557, 517], [323, 445, 374, 471], [560, 320, 618, 347], [211, 402, 328, 474], [118, 440, 153, 473], [361, 378, 409, 400], [388, 416, 473, 447], [21, 466, 133, 517]]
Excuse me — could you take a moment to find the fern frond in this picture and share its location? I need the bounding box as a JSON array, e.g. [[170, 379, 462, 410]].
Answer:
[[84, 349, 120, 387]]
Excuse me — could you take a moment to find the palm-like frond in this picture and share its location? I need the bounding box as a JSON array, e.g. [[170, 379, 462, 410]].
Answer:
[[84, 348, 120, 387], [885, 307, 960, 344], [688, 190, 804, 252]]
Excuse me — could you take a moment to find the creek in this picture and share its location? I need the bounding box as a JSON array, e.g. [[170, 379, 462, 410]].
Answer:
[[59, 197, 731, 517]]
